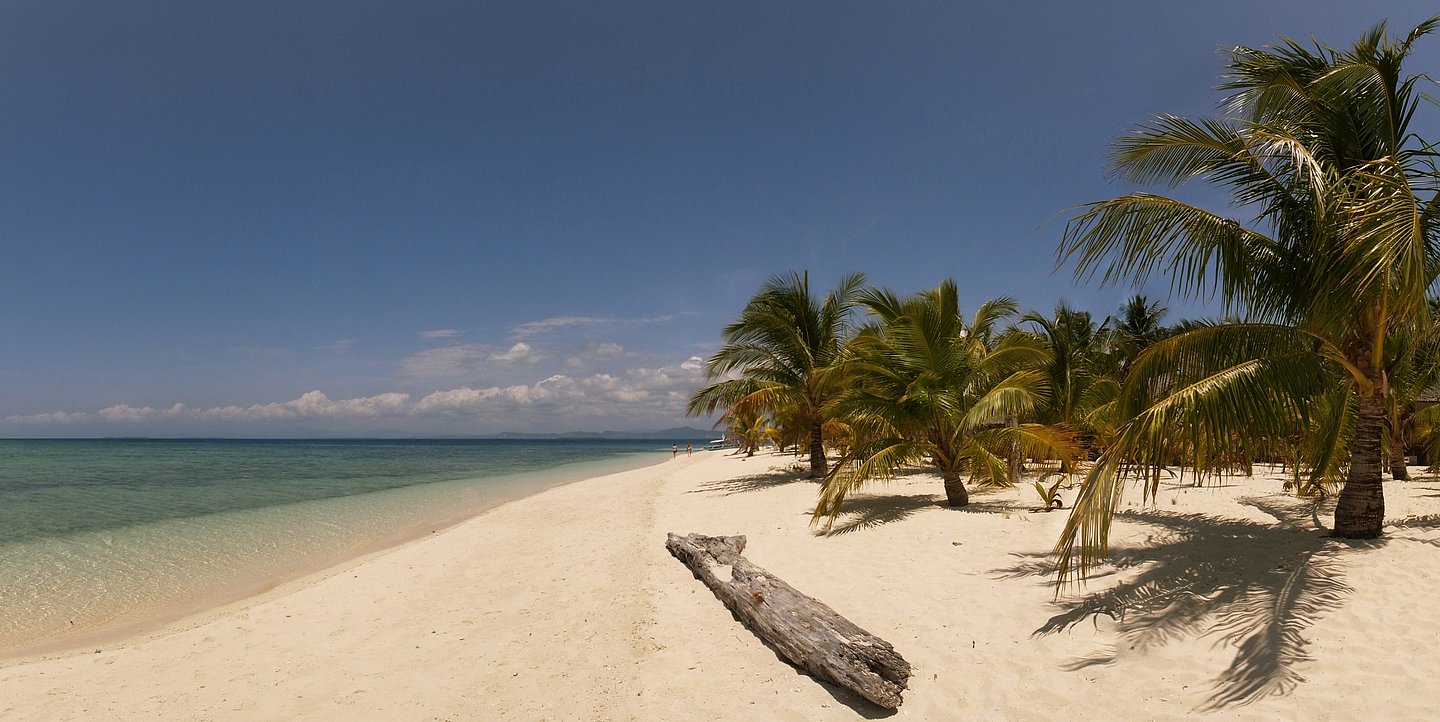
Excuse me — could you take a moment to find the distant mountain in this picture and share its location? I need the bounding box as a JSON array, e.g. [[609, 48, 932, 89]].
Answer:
[[493, 426, 717, 441]]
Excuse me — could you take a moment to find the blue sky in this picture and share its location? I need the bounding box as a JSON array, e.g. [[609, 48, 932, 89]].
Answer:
[[3, 1, 1436, 436]]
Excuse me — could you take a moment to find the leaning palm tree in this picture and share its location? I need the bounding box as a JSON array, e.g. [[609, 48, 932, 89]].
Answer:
[[1054, 18, 1440, 580], [687, 271, 865, 478], [815, 281, 1076, 527]]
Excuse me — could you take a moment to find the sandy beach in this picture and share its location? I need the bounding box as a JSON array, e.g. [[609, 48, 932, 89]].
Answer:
[[4, 450, 1440, 720]]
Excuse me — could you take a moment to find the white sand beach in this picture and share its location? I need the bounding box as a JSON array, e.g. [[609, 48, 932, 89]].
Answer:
[[4, 451, 1440, 720]]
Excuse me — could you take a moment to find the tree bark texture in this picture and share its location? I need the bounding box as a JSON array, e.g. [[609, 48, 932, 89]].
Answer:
[[664, 533, 911, 709], [1335, 391, 1386, 538], [808, 420, 828, 479], [1389, 443, 1410, 481], [942, 469, 969, 507], [1006, 415, 1023, 484]]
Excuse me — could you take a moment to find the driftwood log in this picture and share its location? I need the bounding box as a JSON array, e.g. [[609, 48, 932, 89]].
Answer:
[[665, 532, 911, 709]]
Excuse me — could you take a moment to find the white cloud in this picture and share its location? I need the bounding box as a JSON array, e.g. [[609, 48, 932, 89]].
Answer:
[[5, 393, 427, 426], [209, 391, 412, 420], [414, 386, 504, 414], [563, 342, 626, 372], [421, 329, 459, 340], [681, 355, 704, 371], [510, 315, 609, 340], [5, 357, 711, 431], [97, 404, 159, 423], [491, 342, 540, 364], [509, 314, 685, 340], [12, 410, 88, 425], [400, 344, 491, 379], [399, 342, 542, 381], [316, 339, 356, 353]]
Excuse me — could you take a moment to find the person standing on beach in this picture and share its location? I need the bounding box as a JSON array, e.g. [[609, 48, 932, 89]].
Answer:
[[672, 443, 678, 458], [686, 442, 692, 457]]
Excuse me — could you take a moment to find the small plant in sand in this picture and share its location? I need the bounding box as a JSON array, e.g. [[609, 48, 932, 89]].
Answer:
[[1031, 477, 1065, 511]]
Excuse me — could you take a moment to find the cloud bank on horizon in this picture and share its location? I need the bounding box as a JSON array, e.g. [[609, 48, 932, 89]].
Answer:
[[5, 354, 712, 437], [5, 311, 719, 437]]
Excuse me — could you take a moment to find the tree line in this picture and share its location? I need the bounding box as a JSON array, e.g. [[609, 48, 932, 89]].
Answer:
[[687, 17, 1440, 583]]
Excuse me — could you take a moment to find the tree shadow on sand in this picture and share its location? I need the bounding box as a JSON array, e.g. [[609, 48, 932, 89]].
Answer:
[[816, 493, 944, 536], [816, 483, 1020, 536], [1001, 497, 1369, 711], [958, 493, 1025, 516], [687, 466, 813, 496], [1389, 513, 1440, 547]]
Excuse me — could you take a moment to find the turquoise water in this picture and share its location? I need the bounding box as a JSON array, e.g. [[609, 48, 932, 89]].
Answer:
[[0, 438, 676, 655]]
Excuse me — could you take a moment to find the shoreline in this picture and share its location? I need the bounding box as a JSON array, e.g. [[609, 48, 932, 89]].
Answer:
[[0, 449, 672, 662], [4, 451, 1439, 719]]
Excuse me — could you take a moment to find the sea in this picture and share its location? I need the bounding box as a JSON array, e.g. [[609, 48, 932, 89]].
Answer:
[[0, 437, 682, 656]]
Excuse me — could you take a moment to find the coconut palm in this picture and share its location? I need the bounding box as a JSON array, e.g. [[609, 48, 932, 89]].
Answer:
[[687, 271, 865, 478], [814, 281, 1076, 526], [1021, 302, 1114, 466], [1054, 19, 1440, 579], [1112, 295, 1170, 374], [728, 411, 769, 457], [1075, 296, 1170, 455], [1381, 317, 1440, 479], [1022, 303, 1112, 425], [1410, 388, 1440, 470]]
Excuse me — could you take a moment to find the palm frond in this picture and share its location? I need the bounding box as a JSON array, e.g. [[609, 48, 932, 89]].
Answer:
[[814, 437, 927, 528], [1061, 194, 1282, 312]]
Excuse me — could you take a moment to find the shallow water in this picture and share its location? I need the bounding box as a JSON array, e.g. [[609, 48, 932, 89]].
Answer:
[[0, 439, 674, 654]]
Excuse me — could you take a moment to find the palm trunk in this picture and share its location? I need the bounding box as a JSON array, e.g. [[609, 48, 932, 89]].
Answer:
[[1335, 390, 1386, 538], [1389, 443, 1410, 481], [941, 469, 969, 507], [808, 422, 827, 479], [1006, 415, 1023, 484]]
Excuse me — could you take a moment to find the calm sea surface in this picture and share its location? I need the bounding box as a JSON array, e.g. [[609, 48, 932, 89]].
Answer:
[[0, 438, 677, 655]]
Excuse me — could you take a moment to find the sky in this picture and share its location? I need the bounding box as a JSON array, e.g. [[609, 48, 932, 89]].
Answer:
[[3, 1, 1437, 437]]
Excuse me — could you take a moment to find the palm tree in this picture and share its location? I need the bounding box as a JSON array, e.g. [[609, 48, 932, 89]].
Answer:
[[1021, 302, 1113, 465], [687, 271, 865, 478], [1054, 18, 1440, 579], [1381, 318, 1440, 479], [1112, 295, 1169, 375], [1073, 296, 1170, 457], [815, 281, 1075, 526], [728, 411, 769, 457]]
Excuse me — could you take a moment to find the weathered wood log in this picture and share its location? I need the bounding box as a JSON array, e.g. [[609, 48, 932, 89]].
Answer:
[[665, 532, 911, 709]]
